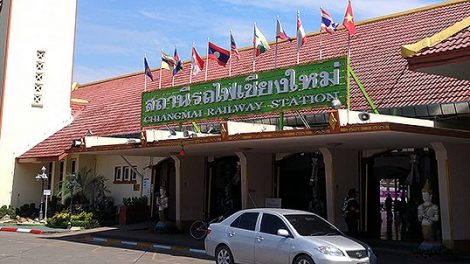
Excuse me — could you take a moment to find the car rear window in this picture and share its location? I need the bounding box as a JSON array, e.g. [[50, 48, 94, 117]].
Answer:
[[230, 212, 258, 231]]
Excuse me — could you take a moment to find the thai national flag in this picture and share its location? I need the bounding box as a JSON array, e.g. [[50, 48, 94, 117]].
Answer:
[[208, 42, 230, 67], [321, 8, 339, 34]]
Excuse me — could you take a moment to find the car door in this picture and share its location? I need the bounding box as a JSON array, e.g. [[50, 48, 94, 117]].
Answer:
[[226, 212, 259, 264], [254, 213, 292, 264]]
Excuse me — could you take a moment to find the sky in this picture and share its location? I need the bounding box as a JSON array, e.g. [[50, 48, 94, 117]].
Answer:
[[74, 0, 444, 84]]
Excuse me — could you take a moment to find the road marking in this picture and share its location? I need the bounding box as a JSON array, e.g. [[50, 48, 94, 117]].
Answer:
[[122, 241, 138, 246], [153, 244, 171, 250], [92, 237, 108, 243], [92, 247, 101, 252]]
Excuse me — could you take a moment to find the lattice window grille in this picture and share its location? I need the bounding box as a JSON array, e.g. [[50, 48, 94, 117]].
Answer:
[[36, 50, 46, 61]]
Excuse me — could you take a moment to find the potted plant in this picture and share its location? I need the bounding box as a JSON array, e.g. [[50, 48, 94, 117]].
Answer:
[[119, 196, 149, 225]]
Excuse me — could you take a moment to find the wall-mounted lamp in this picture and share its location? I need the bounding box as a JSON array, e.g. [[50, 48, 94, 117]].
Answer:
[[71, 139, 83, 147], [183, 130, 197, 138], [358, 112, 370, 121], [331, 98, 342, 109], [165, 125, 177, 136]]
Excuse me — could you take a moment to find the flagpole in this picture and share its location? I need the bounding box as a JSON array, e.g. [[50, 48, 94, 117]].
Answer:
[[205, 37, 209, 81], [253, 23, 256, 73], [144, 54, 147, 92], [190, 43, 194, 84], [321, 32, 326, 60], [159, 50, 163, 89], [275, 17, 279, 68], [347, 35, 351, 59], [229, 30, 232, 77], [296, 11, 300, 65]]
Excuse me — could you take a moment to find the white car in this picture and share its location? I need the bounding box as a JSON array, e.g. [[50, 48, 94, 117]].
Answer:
[[205, 208, 374, 264]]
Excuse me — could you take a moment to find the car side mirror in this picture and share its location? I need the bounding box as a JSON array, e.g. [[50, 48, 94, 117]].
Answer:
[[277, 229, 290, 237]]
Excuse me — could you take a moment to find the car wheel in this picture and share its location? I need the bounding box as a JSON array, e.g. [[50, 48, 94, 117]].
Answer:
[[295, 254, 314, 264], [215, 245, 234, 264]]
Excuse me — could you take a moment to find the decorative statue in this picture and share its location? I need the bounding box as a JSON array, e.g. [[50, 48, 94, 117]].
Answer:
[[417, 180, 439, 242], [156, 187, 168, 222]]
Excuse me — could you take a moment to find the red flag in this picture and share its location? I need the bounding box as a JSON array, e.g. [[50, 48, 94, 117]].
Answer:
[[343, 1, 356, 36]]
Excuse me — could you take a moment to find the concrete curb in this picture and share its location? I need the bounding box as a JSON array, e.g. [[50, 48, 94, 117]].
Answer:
[[85, 236, 207, 255], [0, 226, 44, 234]]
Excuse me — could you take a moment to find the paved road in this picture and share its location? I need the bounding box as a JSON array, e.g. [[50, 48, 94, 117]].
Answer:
[[0, 232, 211, 264], [1, 232, 469, 264]]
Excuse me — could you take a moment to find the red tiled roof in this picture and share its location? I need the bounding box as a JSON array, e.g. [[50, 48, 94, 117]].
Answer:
[[416, 26, 470, 56], [19, 1, 470, 160]]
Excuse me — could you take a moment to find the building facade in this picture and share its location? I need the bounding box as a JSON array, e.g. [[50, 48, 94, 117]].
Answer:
[[0, 0, 77, 205], [7, 0, 470, 251]]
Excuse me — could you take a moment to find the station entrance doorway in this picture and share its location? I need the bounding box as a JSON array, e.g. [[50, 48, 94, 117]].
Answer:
[[151, 158, 176, 222], [207, 156, 242, 219], [364, 148, 441, 242], [278, 152, 327, 218]]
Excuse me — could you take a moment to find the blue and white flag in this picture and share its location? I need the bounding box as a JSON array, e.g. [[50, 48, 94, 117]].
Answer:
[[321, 8, 339, 34]]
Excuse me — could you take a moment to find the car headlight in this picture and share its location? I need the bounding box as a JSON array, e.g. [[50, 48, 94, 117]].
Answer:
[[316, 246, 344, 256]]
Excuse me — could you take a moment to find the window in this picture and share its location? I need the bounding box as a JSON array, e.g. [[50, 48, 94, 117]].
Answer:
[[285, 214, 340, 236], [33, 94, 42, 104], [260, 213, 289, 236], [36, 61, 44, 71], [36, 50, 46, 60], [230, 212, 258, 231], [114, 167, 122, 182], [71, 159, 77, 175], [35, 73, 44, 82], [131, 166, 137, 181], [32, 50, 46, 107], [34, 83, 43, 93], [123, 166, 130, 181], [59, 161, 64, 182]]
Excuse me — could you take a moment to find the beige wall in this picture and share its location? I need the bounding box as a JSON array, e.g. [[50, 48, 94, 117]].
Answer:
[[321, 148, 360, 230], [178, 156, 206, 222], [447, 143, 470, 241], [10, 163, 47, 208], [0, 0, 76, 206], [95, 155, 155, 206], [245, 153, 274, 208]]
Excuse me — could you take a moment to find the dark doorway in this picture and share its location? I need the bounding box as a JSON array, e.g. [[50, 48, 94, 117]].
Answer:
[[152, 158, 176, 221], [207, 156, 241, 219], [365, 149, 440, 242], [278, 153, 327, 218]]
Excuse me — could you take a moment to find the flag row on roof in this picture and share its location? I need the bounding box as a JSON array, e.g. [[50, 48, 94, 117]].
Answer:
[[144, 1, 356, 90]]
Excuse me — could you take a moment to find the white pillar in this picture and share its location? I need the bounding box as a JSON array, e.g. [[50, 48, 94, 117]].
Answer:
[[319, 147, 336, 224], [236, 152, 248, 209], [430, 142, 453, 248], [170, 155, 181, 227]]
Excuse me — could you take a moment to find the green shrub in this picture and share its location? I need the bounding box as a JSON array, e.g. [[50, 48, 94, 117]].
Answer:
[[122, 196, 148, 208], [0, 205, 17, 219], [46, 211, 99, 229], [18, 203, 36, 218]]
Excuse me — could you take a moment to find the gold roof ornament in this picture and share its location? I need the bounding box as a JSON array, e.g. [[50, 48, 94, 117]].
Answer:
[[422, 179, 432, 193]]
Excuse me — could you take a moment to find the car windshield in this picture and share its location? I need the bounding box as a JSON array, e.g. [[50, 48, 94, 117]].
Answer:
[[284, 214, 341, 236]]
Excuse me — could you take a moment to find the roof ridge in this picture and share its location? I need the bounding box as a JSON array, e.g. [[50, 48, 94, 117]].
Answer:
[[76, 0, 468, 87], [401, 16, 470, 58]]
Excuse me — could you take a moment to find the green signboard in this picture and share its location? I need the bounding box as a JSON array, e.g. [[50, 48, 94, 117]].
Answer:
[[142, 57, 347, 127]]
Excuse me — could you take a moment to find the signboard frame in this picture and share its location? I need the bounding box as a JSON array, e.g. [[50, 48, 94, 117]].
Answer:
[[142, 57, 347, 127]]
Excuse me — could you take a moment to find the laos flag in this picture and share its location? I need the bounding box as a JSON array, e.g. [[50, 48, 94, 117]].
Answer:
[[208, 42, 230, 67]]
